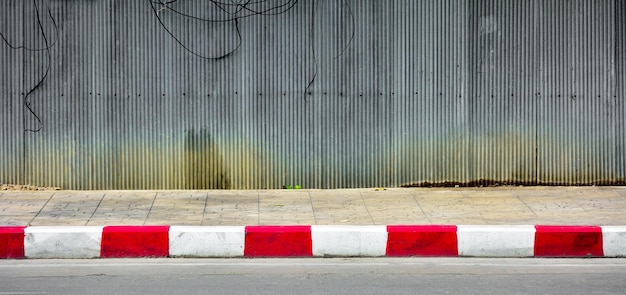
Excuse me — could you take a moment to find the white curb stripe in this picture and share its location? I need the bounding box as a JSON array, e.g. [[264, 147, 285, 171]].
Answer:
[[457, 225, 535, 257], [24, 226, 103, 259], [311, 225, 387, 257], [169, 226, 245, 257], [601, 226, 626, 257]]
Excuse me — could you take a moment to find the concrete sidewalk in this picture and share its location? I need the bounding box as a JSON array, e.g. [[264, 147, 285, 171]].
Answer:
[[2, 186, 626, 226]]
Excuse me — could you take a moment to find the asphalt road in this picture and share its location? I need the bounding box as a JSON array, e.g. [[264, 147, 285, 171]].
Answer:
[[1, 258, 625, 295]]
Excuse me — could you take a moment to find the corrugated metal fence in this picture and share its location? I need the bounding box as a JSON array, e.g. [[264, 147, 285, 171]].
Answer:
[[1, 0, 624, 189]]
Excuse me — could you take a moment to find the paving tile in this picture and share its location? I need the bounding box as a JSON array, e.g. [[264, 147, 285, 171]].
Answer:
[[413, 195, 474, 205], [144, 218, 203, 226], [369, 216, 432, 225], [0, 215, 33, 226], [89, 192, 156, 221], [201, 215, 258, 226], [366, 206, 425, 214], [365, 196, 429, 224], [0, 202, 49, 214], [257, 218, 316, 225], [610, 188, 626, 197], [156, 191, 208, 198], [205, 192, 258, 214], [361, 193, 418, 204], [0, 192, 56, 200], [360, 189, 415, 199], [258, 192, 313, 217], [418, 205, 477, 217], [145, 192, 207, 224], [35, 210, 94, 217], [466, 197, 527, 206], [313, 217, 375, 225], [89, 212, 150, 219], [312, 193, 367, 210], [479, 210, 539, 223], [471, 204, 535, 214], [35, 193, 103, 221], [0, 194, 53, 214], [86, 217, 147, 226], [29, 217, 89, 226], [427, 217, 488, 225], [570, 190, 621, 199], [1, 187, 626, 226], [147, 214, 202, 223], [424, 210, 484, 218], [411, 189, 467, 198]]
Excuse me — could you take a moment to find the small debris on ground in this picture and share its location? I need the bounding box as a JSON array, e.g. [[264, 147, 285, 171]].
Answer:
[[282, 185, 302, 190], [1, 184, 62, 191]]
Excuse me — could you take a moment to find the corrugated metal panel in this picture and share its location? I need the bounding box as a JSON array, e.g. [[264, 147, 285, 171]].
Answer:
[[0, 1, 24, 185], [467, 0, 538, 185], [391, 0, 470, 186], [536, 0, 617, 184], [1, 0, 624, 189], [616, 0, 626, 184]]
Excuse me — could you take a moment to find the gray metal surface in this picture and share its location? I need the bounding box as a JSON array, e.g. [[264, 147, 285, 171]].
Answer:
[[0, 2, 25, 186], [617, 0, 626, 186], [535, 0, 618, 185], [1, 0, 624, 189]]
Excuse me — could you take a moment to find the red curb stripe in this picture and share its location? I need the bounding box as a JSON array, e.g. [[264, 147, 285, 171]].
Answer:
[[101, 226, 170, 258], [0, 226, 26, 259], [244, 226, 312, 257], [386, 225, 458, 257], [534, 225, 604, 257]]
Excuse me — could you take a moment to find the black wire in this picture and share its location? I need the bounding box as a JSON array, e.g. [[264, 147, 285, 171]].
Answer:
[[0, 1, 58, 52], [23, 0, 56, 133], [333, 0, 354, 60], [210, 0, 249, 15], [147, 0, 297, 60], [5, 0, 58, 133], [148, 0, 348, 94], [155, 0, 297, 23], [147, 0, 243, 59], [232, 0, 298, 17], [305, 0, 317, 93]]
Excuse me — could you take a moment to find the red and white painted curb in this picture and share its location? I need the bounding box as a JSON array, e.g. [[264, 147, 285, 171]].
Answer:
[[1, 225, 625, 259]]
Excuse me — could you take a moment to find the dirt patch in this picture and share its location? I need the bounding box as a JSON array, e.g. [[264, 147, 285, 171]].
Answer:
[[400, 180, 535, 188], [1, 184, 62, 191]]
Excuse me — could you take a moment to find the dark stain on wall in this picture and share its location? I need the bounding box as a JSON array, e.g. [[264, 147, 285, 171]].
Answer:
[[184, 128, 231, 189]]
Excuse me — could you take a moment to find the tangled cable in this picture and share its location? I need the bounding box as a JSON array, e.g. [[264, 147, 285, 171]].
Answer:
[[0, 0, 58, 133], [148, 0, 354, 92], [1, 0, 355, 114], [147, 0, 298, 59]]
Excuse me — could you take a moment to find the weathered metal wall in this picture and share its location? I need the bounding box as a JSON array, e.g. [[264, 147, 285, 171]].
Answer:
[[613, 0, 623, 184], [1, 0, 624, 189], [535, 0, 618, 185], [0, 2, 25, 186]]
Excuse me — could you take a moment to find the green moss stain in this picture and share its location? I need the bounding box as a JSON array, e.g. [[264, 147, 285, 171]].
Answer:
[[184, 128, 231, 189]]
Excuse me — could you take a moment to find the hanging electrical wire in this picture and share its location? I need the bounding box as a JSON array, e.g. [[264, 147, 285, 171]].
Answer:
[[306, 0, 355, 92], [147, 0, 298, 60], [0, 0, 59, 133], [333, 0, 354, 60], [147, 0, 354, 93], [0, 1, 58, 51], [304, 0, 317, 93]]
